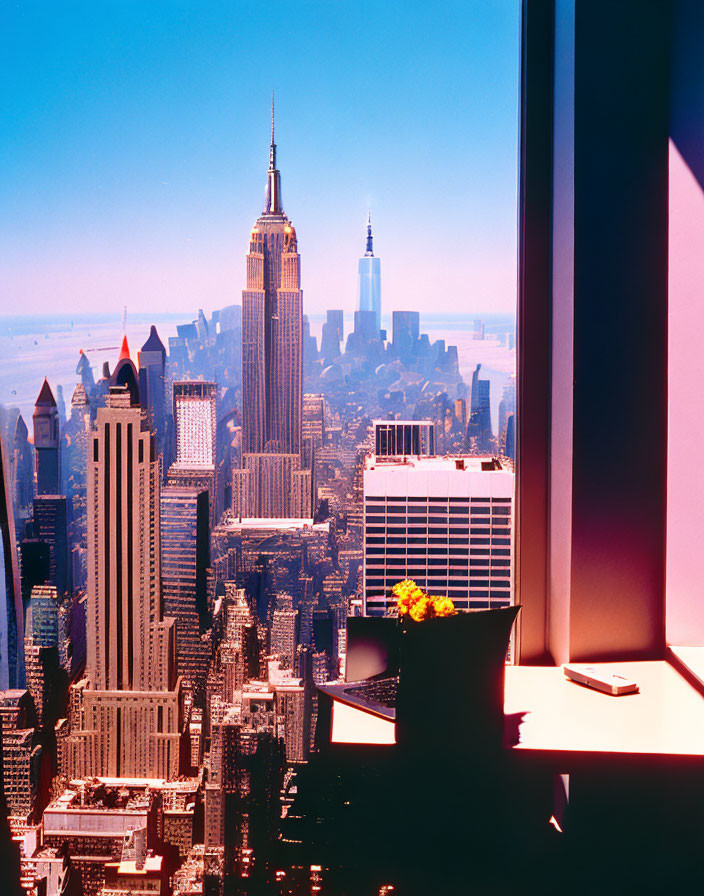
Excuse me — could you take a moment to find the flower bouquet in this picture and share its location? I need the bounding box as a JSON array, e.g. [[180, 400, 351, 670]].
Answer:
[[392, 578, 457, 622], [391, 579, 521, 756]]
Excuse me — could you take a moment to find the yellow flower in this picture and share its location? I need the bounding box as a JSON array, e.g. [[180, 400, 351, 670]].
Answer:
[[392, 579, 420, 600], [392, 580, 456, 621], [409, 596, 432, 622], [392, 579, 425, 615], [430, 596, 456, 618]]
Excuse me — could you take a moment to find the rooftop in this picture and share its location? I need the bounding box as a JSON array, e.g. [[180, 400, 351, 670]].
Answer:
[[220, 517, 328, 533], [372, 419, 434, 426], [365, 455, 510, 473]]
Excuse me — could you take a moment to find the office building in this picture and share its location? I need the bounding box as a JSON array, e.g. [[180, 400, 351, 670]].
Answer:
[[65, 339, 181, 779], [138, 325, 169, 475], [32, 495, 70, 597], [241, 101, 302, 457], [10, 413, 33, 527], [351, 309, 379, 343], [168, 381, 217, 523], [19, 531, 49, 610], [209, 716, 283, 883], [505, 415, 515, 461], [363, 455, 513, 615], [23, 584, 61, 727], [357, 214, 381, 333], [391, 310, 420, 360], [161, 487, 211, 702], [320, 309, 344, 362], [374, 420, 436, 457], [33, 379, 60, 497], [173, 381, 217, 468], [0, 431, 23, 690], [270, 607, 297, 669], [101, 836, 167, 896], [238, 99, 307, 519], [467, 364, 493, 452], [0, 689, 40, 822], [66, 382, 91, 490], [42, 783, 161, 896], [302, 394, 325, 461], [217, 585, 259, 705], [232, 454, 312, 520]]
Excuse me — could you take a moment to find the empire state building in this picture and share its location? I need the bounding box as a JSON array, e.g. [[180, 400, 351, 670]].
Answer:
[[235, 100, 312, 519]]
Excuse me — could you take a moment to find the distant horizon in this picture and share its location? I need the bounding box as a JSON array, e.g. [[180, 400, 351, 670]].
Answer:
[[0, 307, 516, 341], [0, 306, 515, 428], [0, 308, 517, 323]]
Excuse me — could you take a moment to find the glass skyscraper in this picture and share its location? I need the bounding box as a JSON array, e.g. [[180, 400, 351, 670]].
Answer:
[[357, 214, 381, 334]]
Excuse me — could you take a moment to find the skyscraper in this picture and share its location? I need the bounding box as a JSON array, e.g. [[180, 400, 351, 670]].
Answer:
[[32, 380, 71, 597], [270, 607, 298, 669], [238, 99, 310, 519], [10, 414, 33, 531], [242, 99, 302, 457], [66, 338, 181, 779], [168, 381, 218, 523], [138, 325, 169, 474], [23, 584, 61, 726], [302, 393, 325, 473], [320, 310, 344, 362], [467, 363, 493, 452], [0, 432, 23, 690], [392, 310, 420, 361], [33, 379, 60, 497], [161, 487, 211, 702], [374, 420, 436, 457], [173, 381, 217, 468], [233, 453, 311, 519], [362, 454, 513, 615], [357, 214, 381, 334], [32, 496, 70, 597]]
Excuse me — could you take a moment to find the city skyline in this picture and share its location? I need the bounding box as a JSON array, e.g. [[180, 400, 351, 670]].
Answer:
[[1, 1, 520, 318], [0, 6, 520, 890]]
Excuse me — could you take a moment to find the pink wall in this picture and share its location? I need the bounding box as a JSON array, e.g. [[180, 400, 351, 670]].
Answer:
[[666, 139, 704, 645]]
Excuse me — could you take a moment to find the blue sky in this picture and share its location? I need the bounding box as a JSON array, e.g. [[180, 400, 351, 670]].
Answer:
[[1, 0, 519, 318]]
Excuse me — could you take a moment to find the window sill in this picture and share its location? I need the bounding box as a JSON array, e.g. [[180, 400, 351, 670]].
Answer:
[[667, 645, 704, 698]]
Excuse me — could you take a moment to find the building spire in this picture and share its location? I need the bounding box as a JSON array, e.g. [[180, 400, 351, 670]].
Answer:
[[269, 91, 276, 170], [264, 92, 283, 214], [365, 212, 374, 256]]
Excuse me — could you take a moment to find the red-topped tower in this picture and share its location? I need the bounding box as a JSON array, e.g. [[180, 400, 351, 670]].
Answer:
[[65, 338, 182, 779]]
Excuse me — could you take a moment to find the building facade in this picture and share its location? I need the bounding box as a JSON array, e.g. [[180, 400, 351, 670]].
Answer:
[[238, 100, 307, 519], [232, 454, 312, 520], [373, 420, 436, 457], [363, 455, 513, 615], [0, 430, 23, 690], [357, 215, 381, 334], [168, 380, 217, 523], [138, 325, 169, 476], [65, 340, 182, 779], [161, 487, 211, 703], [33, 379, 60, 497]]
